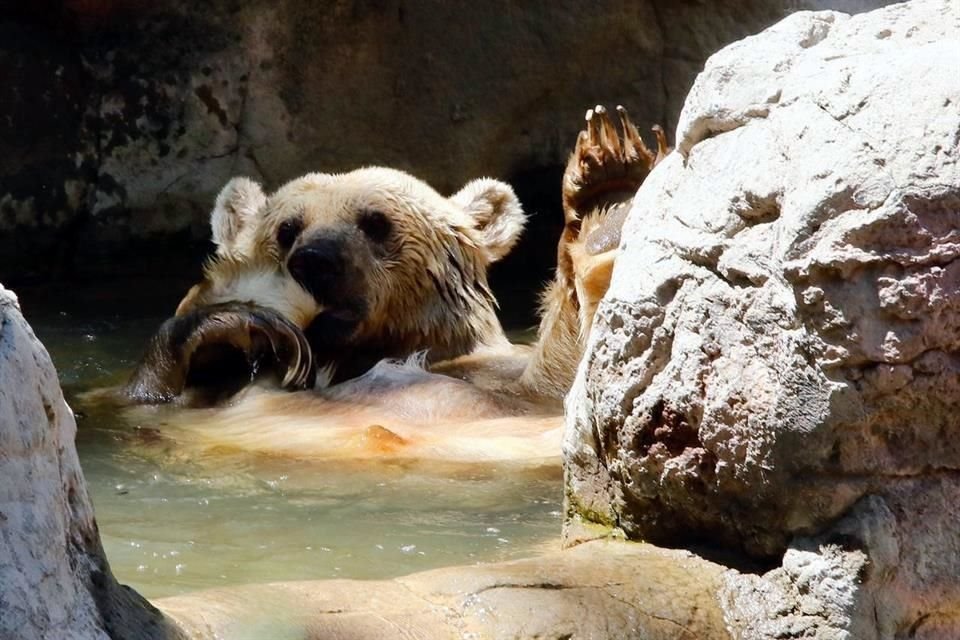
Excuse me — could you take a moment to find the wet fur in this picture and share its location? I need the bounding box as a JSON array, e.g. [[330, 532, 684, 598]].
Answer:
[[149, 357, 562, 462]]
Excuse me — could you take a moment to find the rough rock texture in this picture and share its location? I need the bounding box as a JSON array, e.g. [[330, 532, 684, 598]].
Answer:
[[0, 0, 894, 281], [0, 285, 184, 640], [720, 485, 960, 639], [565, 0, 960, 635]]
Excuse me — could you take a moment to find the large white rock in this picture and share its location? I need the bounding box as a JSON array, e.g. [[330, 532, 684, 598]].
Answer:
[[565, 0, 960, 635], [0, 285, 182, 640]]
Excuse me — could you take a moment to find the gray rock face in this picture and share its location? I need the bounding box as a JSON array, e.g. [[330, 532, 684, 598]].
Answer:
[[0, 285, 182, 640], [565, 0, 960, 633], [0, 0, 893, 279]]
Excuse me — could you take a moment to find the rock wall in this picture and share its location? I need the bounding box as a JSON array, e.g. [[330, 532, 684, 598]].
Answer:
[[0, 285, 183, 640], [0, 0, 893, 282], [565, 0, 960, 635]]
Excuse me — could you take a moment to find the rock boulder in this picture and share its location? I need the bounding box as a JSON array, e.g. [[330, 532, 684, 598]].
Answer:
[[0, 286, 183, 640], [565, 0, 960, 634]]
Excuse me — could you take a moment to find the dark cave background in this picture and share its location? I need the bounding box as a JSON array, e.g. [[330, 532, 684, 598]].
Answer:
[[0, 0, 845, 325]]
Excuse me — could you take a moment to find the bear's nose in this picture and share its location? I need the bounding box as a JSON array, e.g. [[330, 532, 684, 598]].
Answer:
[[287, 240, 345, 294]]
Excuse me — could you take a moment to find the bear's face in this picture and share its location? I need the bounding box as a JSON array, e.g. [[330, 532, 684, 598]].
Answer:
[[178, 167, 525, 369]]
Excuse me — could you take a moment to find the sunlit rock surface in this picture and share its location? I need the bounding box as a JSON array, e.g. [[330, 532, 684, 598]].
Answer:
[[160, 539, 733, 640], [0, 285, 183, 640], [566, 0, 960, 636]]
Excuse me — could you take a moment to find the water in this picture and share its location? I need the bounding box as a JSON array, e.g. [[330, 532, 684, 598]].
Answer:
[[16, 280, 561, 599]]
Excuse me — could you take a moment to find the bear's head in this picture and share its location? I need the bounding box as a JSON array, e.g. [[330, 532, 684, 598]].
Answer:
[[176, 167, 525, 375]]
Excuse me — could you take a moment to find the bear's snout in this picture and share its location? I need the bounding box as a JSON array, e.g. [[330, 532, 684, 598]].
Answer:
[[287, 238, 350, 304]]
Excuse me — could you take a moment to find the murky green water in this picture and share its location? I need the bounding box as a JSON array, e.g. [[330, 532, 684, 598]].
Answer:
[[17, 281, 560, 599]]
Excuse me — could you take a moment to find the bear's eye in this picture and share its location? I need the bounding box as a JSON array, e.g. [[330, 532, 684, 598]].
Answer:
[[357, 209, 393, 244], [276, 217, 304, 251]]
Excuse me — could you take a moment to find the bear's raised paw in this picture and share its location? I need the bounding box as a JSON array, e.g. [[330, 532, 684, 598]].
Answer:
[[562, 105, 668, 226]]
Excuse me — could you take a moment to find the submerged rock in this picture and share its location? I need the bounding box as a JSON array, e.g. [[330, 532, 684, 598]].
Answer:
[[0, 285, 183, 640], [566, 0, 960, 636]]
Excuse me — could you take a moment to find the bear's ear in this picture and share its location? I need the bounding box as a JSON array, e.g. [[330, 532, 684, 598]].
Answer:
[[210, 177, 266, 259], [450, 178, 526, 263]]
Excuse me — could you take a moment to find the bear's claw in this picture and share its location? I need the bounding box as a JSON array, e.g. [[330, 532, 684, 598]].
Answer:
[[555, 105, 670, 294], [124, 303, 317, 406], [563, 105, 666, 227]]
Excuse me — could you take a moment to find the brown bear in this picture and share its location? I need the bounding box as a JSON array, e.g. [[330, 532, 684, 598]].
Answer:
[[119, 106, 668, 462]]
